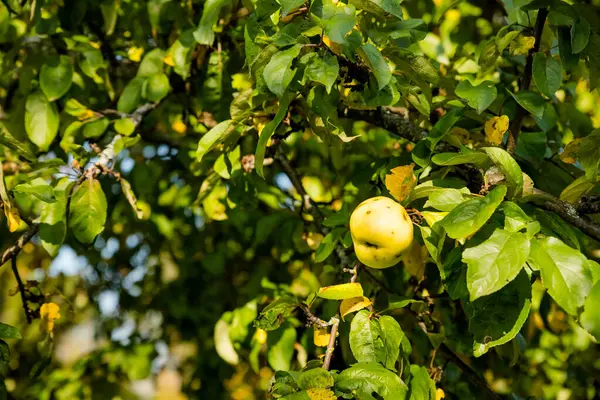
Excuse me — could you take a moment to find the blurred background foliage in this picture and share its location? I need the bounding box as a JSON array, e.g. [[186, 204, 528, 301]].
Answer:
[[0, 0, 599, 399]]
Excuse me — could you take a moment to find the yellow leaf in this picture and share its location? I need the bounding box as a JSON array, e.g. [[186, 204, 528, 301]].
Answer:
[[318, 282, 363, 300], [78, 109, 97, 121], [385, 164, 417, 202], [254, 328, 267, 344], [322, 34, 342, 56], [171, 120, 187, 134], [5, 206, 21, 232], [510, 35, 535, 56], [314, 327, 330, 347], [40, 302, 61, 333], [436, 388, 445, 400], [402, 240, 427, 278], [340, 296, 372, 321], [127, 46, 145, 62], [560, 138, 581, 164], [307, 388, 337, 400], [484, 115, 509, 145], [89, 41, 101, 49], [162, 54, 175, 67]]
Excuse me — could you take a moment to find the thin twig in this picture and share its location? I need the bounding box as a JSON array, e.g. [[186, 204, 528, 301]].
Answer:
[[507, 8, 549, 153], [323, 317, 340, 370], [0, 224, 39, 267], [11, 256, 31, 324], [299, 304, 329, 329]]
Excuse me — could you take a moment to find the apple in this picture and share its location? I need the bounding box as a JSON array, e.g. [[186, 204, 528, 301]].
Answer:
[[350, 196, 414, 269]]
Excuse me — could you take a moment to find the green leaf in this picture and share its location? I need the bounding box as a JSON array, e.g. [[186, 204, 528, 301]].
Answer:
[[114, 118, 136, 136], [509, 90, 545, 119], [423, 188, 468, 212], [482, 147, 524, 199], [100, 0, 119, 35], [0, 323, 21, 339], [281, 0, 305, 16], [304, 52, 339, 94], [40, 178, 74, 257], [439, 185, 507, 240], [409, 55, 439, 84], [558, 27, 580, 71], [145, 73, 170, 102], [466, 270, 531, 357], [515, 131, 547, 158], [349, 313, 404, 370], [318, 282, 363, 300], [532, 53, 562, 98], [68, 178, 108, 244], [349, 310, 385, 365], [408, 365, 436, 400], [166, 30, 195, 79], [0, 340, 9, 365], [426, 108, 463, 149], [358, 43, 391, 89], [455, 80, 497, 114], [113, 134, 141, 156], [559, 175, 598, 204], [431, 152, 488, 166], [12, 177, 55, 202], [193, 0, 229, 45], [214, 319, 239, 365], [196, 120, 235, 163], [580, 280, 600, 340], [82, 117, 111, 139], [335, 362, 408, 400], [571, 17, 590, 54], [117, 76, 145, 113], [312, 0, 355, 44], [578, 128, 600, 181], [315, 228, 344, 262], [267, 323, 297, 371], [349, 0, 402, 19], [463, 228, 530, 301], [379, 316, 405, 370], [263, 44, 303, 97], [297, 368, 334, 389], [0, 128, 37, 162], [528, 237, 594, 315], [501, 201, 531, 232], [255, 93, 293, 177], [40, 55, 74, 101], [254, 296, 299, 331], [323, 204, 350, 227], [24, 91, 59, 152], [548, 2, 577, 26], [137, 48, 165, 77]]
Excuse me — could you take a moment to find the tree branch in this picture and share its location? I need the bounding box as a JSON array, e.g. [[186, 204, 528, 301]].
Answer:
[[1, 224, 39, 267], [342, 106, 425, 142], [530, 189, 600, 242], [507, 8, 549, 153], [11, 256, 31, 324], [323, 317, 340, 370]]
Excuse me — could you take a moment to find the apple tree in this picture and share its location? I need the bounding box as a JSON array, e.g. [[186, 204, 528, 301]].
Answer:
[[0, 0, 600, 399]]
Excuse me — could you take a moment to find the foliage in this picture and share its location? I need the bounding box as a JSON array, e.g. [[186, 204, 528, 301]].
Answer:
[[0, 0, 599, 399]]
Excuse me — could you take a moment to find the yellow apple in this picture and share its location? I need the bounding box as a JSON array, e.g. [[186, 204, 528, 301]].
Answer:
[[350, 196, 414, 269]]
